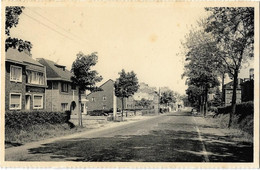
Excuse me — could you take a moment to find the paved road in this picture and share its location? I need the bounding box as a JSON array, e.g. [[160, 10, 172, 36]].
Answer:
[[5, 111, 253, 162]]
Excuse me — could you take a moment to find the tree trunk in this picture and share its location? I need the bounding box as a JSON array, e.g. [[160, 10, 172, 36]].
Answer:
[[228, 71, 238, 128], [121, 97, 124, 119], [78, 89, 83, 127], [222, 73, 225, 106], [204, 89, 208, 118], [201, 95, 204, 115]]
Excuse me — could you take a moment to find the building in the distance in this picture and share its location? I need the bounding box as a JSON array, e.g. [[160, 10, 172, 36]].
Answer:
[[241, 68, 254, 102], [86, 79, 124, 112], [222, 78, 243, 106]]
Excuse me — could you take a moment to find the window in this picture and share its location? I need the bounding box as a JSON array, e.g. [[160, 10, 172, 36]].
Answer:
[[92, 97, 95, 102], [10, 93, 21, 110], [33, 95, 43, 109], [103, 105, 106, 110], [61, 103, 69, 111], [27, 70, 45, 85], [10, 65, 22, 82], [103, 96, 106, 101], [61, 83, 68, 92]]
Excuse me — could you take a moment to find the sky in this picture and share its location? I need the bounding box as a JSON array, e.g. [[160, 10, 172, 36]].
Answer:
[[9, 4, 254, 95]]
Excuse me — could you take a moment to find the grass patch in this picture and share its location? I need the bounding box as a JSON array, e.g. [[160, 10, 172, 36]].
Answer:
[[208, 114, 253, 143], [5, 123, 87, 148]]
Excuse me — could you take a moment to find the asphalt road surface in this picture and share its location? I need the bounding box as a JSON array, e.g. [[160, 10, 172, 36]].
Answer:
[[5, 111, 253, 162]]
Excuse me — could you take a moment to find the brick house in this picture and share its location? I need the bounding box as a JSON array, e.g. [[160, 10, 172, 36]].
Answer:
[[37, 58, 80, 115], [86, 79, 127, 112], [223, 78, 243, 106], [5, 49, 47, 111]]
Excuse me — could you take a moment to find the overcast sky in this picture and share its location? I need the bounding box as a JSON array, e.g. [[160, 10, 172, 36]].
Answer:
[[10, 4, 254, 95]]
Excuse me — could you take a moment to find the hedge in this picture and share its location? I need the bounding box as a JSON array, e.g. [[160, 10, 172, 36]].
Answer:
[[5, 111, 70, 130], [217, 101, 253, 115]]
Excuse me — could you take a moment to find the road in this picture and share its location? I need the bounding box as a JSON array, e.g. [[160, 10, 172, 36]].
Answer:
[[5, 111, 253, 162]]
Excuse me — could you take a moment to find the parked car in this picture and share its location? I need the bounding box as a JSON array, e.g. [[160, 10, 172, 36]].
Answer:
[[191, 108, 198, 115]]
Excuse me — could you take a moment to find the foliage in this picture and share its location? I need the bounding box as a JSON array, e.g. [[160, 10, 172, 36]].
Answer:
[[204, 7, 254, 127], [114, 69, 139, 116], [5, 111, 70, 131], [71, 52, 103, 92], [135, 98, 152, 109], [114, 69, 139, 99], [160, 89, 176, 105], [182, 28, 221, 115], [217, 101, 253, 116], [5, 6, 32, 52]]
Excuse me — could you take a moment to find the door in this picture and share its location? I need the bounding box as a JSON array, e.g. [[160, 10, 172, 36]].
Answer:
[[25, 95, 31, 110]]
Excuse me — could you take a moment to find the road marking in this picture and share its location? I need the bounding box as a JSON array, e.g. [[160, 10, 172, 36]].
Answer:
[[193, 117, 210, 162]]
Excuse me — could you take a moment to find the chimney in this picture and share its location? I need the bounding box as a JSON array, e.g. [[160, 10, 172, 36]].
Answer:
[[249, 68, 254, 80]]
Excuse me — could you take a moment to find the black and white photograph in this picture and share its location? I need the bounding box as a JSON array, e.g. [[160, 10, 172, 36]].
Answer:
[[1, 1, 259, 168]]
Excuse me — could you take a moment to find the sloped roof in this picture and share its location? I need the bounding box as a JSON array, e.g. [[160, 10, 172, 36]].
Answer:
[[5, 48, 43, 67], [86, 79, 114, 97], [223, 78, 243, 90], [37, 58, 73, 82]]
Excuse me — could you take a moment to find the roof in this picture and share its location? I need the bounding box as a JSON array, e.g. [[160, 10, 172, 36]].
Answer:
[[37, 58, 73, 82], [223, 78, 243, 90], [86, 79, 114, 97], [5, 48, 43, 67]]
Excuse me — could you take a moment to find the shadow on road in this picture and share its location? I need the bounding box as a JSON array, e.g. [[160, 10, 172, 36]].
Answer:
[[26, 127, 253, 162]]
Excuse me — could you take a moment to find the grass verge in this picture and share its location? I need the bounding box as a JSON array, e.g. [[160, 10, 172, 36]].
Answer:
[[5, 123, 88, 148]]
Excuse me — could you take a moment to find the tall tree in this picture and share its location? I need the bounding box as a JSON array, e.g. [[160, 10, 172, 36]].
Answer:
[[160, 89, 176, 107], [114, 69, 139, 118], [205, 7, 254, 127], [182, 29, 221, 116], [71, 52, 103, 126], [5, 6, 32, 52]]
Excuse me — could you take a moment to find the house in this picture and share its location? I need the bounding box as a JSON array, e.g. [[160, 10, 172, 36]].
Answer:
[[133, 83, 159, 112], [86, 79, 124, 112], [241, 68, 254, 102], [37, 58, 81, 115], [222, 78, 243, 106], [5, 49, 47, 111]]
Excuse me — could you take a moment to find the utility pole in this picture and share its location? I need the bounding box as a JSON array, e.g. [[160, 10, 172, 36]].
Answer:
[[113, 87, 117, 121]]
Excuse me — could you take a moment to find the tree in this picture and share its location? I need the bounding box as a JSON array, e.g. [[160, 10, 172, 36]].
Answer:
[[5, 6, 32, 52], [71, 52, 103, 126], [204, 7, 254, 127], [160, 90, 176, 107], [135, 98, 152, 109], [114, 69, 139, 118], [182, 29, 221, 116]]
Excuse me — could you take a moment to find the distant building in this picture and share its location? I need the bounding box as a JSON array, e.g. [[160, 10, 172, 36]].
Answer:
[[223, 78, 243, 106], [37, 58, 80, 115], [241, 68, 254, 102], [5, 49, 47, 111], [86, 79, 124, 112]]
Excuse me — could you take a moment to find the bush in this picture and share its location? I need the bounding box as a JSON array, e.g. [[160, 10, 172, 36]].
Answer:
[[217, 101, 253, 116], [5, 111, 70, 130]]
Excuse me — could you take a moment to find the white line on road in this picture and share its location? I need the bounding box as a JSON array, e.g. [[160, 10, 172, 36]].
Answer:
[[193, 117, 210, 162]]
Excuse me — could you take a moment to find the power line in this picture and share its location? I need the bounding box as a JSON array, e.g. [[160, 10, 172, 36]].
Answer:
[[22, 11, 84, 46], [27, 8, 88, 44]]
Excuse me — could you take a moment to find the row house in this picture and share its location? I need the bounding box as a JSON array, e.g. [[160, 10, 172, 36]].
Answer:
[[5, 49, 47, 111], [37, 58, 80, 115]]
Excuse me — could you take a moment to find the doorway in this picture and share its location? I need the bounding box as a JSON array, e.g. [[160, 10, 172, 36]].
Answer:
[[25, 95, 31, 110]]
